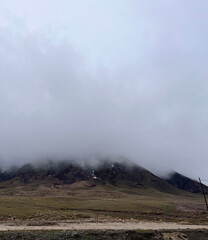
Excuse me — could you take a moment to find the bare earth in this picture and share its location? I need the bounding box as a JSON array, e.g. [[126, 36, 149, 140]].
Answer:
[[1, 221, 208, 231]]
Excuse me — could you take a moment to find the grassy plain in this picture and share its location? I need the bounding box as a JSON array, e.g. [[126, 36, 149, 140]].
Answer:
[[0, 183, 207, 224]]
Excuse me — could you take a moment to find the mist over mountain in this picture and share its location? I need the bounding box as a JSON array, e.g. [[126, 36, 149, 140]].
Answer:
[[1, 1, 208, 180], [1, 159, 207, 196]]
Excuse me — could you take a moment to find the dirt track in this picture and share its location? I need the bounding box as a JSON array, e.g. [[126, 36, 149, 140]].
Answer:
[[1, 221, 208, 231]]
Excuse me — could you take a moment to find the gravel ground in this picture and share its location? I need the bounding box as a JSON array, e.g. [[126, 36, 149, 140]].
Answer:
[[1, 221, 208, 231]]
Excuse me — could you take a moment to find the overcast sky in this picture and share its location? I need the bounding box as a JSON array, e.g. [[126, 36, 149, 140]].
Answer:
[[0, 0, 208, 179]]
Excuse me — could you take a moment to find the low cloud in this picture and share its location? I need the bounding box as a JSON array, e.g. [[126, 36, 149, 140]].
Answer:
[[0, 1, 208, 180]]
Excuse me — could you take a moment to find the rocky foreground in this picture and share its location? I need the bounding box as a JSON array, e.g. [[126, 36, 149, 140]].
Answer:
[[0, 230, 208, 240], [1, 221, 208, 239]]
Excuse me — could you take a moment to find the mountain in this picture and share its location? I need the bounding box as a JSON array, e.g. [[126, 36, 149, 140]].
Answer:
[[0, 161, 90, 187], [0, 160, 206, 195], [164, 172, 208, 194], [91, 161, 179, 194]]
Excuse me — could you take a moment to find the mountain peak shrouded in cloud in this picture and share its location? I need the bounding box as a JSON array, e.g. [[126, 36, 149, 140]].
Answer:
[[0, 1, 208, 179]]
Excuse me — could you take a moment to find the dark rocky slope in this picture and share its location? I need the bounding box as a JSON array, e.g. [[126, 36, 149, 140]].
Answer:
[[0, 160, 206, 194], [165, 172, 208, 194]]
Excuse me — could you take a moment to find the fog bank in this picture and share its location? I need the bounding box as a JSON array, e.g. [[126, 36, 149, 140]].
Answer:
[[0, 1, 208, 179]]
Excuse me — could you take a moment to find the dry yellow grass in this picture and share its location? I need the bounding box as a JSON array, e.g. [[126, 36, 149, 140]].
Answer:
[[0, 183, 207, 224]]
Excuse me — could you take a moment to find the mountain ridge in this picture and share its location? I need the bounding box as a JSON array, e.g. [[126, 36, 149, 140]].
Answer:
[[0, 160, 207, 195], [164, 171, 208, 194]]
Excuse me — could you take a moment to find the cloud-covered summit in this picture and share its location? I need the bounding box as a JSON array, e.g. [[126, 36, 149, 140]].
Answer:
[[0, 1, 208, 179]]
